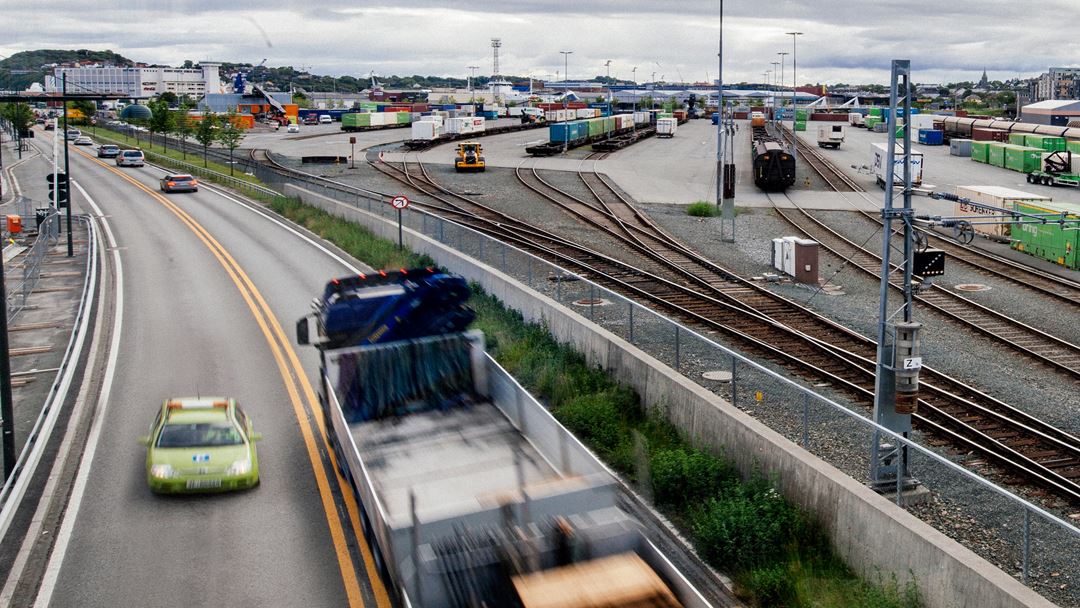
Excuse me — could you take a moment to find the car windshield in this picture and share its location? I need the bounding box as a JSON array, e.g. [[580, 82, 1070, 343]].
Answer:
[[157, 422, 244, 448]]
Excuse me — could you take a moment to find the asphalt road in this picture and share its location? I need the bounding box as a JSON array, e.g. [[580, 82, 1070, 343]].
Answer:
[[31, 134, 386, 608]]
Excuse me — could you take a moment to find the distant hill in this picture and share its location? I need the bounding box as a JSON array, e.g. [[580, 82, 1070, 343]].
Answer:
[[0, 49, 135, 90]]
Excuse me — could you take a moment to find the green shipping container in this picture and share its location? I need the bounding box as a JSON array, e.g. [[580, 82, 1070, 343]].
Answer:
[[1004, 145, 1043, 172], [342, 113, 371, 128], [603, 117, 615, 133], [794, 120, 807, 131], [1067, 140, 1080, 155], [1012, 201, 1080, 270], [1024, 134, 1066, 152], [395, 112, 411, 124], [1008, 133, 1028, 146], [970, 141, 990, 163], [586, 117, 604, 137], [865, 117, 881, 129], [869, 107, 883, 117], [795, 109, 808, 121], [987, 143, 1007, 167]]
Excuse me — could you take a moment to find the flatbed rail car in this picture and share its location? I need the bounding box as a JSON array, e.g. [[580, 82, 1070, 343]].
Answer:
[[296, 271, 712, 608], [527, 114, 641, 156], [403, 119, 547, 151]]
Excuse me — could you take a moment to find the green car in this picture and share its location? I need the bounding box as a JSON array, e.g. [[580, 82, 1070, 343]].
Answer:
[[139, 397, 262, 493]]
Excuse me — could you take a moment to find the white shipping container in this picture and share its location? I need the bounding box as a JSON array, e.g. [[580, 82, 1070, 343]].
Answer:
[[445, 117, 487, 135], [419, 114, 444, 125], [545, 110, 568, 123], [848, 113, 865, 126], [909, 114, 939, 130], [953, 186, 1052, 238], [656, 117, 678, 138], [508, 107, 524, 117], [633, 112, 651, 124], [410, 121, 443, 141], [871, 142, 924, 187]]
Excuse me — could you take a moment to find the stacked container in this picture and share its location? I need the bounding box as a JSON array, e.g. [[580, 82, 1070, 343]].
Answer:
[[1067, 140, 1080, 155], [549, 121, 589, 143], [950, 139, 973, 157], [1003, 145, 1042, 172], [970, 141, 990, 163], [444, 117, 486, 135], [1024, 134, 1066, 152], [918, 129, 944, 145], [987, 143, 1007, 167]]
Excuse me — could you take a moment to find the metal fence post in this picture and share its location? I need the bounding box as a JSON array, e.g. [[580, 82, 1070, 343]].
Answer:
[[1023, 507, 1031, 584], [730, 355, 737, 407], [628, 301, 634, 343], [479, 237, 484, 262], [802, 392, 810, 448], [439, 217, 445, 243], [674, 325, 681, 370], [527, 257, 533, 286], [556, 271, 563, 303], [589, 284, 596, 321]]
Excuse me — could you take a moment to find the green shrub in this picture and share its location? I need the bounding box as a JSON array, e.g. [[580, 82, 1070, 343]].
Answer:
[[554, 391, 629, 455], [686, 201, 719, 217], [650, 446, 736, 508], [690, 479, 804, 571], [741, 563, 794, 606]]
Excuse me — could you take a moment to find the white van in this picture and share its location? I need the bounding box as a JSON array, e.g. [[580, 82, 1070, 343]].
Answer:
[[319, 115, 333, 124]]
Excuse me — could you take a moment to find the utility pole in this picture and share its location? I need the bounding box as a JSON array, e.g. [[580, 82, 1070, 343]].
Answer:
[[62, 73, 72, 257], [467, 66, 479, 103], [778, 51, 789, 115], [869, 59, 923, 500], [787, 32, 803, 164], [718, 0, 735, 242]]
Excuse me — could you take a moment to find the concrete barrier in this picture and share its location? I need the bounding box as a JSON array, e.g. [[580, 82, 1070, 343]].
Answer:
[[285, 183, 1055, 608]]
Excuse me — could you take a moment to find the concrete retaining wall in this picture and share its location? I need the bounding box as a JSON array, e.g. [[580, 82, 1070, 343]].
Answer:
[[285, 183, 1055, 608]]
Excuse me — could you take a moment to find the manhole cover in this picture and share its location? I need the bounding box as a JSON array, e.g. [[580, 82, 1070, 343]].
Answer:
[[955, 283, 991, 292], [572, 298, 610, 307], [702, 370, 733, 382]]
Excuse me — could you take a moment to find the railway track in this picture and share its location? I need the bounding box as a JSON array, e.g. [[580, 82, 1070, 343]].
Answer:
[[780, 124, 1080, 307], [357, 153, 1080, 505], [769, 193, 1080, 380]]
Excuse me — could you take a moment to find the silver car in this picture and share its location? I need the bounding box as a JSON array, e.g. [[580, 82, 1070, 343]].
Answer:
[[116, 149, 145, 167]]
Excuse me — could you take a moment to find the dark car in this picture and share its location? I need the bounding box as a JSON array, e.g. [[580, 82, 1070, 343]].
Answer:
[[159, 174, 198, 193], [97, 144, 120, 158]]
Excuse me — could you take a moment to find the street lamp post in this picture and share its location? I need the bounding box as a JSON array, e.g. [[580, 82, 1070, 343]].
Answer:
[[560, 50, 573, 152], [787, 31, 803, 164], [771, 61, 780, 125], [467, 66, 479, 103], [778, 51, 789, 118]]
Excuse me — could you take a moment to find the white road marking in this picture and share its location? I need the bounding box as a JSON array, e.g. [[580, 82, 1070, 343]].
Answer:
[[34, 180, 124, 608]]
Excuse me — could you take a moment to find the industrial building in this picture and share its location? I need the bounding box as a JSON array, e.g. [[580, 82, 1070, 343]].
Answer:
[[45, 63, 221, 98], [1020, 99, 1080, 126]]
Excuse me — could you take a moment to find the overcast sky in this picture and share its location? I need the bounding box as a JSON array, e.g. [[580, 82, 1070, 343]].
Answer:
[[5, 1, 1080, 87]]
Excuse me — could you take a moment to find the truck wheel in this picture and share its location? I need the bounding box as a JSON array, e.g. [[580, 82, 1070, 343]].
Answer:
[[1027, 174, 1035, 183], [1043, 175, 1053, 186]]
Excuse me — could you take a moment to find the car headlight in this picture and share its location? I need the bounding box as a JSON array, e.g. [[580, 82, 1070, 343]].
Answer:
[[150, 464, 177, 479], [226, 459, 252, 476]]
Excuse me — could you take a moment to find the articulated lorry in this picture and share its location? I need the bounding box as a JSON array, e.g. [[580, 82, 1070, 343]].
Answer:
[[296, 268, 712, 608]]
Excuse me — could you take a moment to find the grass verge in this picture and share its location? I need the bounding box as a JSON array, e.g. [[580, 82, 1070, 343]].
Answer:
[[89, 128, 263, 185], [268, 195, 922, 607], [686, 201, 719, 217]]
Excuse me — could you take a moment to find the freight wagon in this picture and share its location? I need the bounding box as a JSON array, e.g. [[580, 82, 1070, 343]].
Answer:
[[751, 125, 796, 191], [1011, 201, 1080, 270], [403, 117, 547, 150], [527, 114, 645, 155], [295, 270, 714, 608], [937, 116, 1080, 146], [340, 111, 412, 131], [952, 186, 1051, 239]]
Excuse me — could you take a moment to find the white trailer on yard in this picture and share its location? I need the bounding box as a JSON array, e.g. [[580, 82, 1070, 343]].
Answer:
[[871, 142, 924, 188], [656, 117, 678, 138], [816, 124, 845, 148]]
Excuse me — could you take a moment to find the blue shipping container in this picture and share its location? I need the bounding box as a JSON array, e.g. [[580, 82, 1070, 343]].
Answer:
[[711, 112, 720, 125], [549, 121, 588, 143], [918, 129, 944, 145]]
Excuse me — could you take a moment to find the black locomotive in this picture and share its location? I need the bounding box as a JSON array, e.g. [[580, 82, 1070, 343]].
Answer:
[[751, 126, 796, 191]]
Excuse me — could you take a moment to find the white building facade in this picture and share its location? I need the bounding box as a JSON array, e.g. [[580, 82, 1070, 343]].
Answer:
[[46, 63, 221, 98]]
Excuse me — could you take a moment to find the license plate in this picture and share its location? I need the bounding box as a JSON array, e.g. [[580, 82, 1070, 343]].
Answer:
[[186, 478, 222, 490]]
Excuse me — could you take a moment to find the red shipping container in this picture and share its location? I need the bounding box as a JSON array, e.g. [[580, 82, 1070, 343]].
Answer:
[[733, 111, 749, 119], [955, 111, 968, 117], [972, 127, 1008, 142], [810, 113, 848, 121]]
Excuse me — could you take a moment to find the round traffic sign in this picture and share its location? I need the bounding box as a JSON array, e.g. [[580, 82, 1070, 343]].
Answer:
[[391, 195, 410, 210]]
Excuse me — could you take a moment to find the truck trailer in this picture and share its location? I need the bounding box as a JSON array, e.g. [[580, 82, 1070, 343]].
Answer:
[[871, 142, 924, 188], [296, 269, 712, 608]]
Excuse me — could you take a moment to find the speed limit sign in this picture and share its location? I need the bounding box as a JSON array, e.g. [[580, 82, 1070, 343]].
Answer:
[[391, 195, 410, 210]]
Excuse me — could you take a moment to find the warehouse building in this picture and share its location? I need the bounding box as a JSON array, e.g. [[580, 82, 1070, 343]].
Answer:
[[46, 63, 222, 98], [1020, 99, 1080, 126]]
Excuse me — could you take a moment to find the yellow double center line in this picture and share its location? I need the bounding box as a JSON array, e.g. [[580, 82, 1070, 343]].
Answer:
[[76, 148, 391, 608]]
